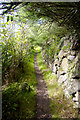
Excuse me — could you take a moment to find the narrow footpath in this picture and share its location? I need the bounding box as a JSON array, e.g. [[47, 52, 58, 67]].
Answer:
[[34, 53, 52, 120]]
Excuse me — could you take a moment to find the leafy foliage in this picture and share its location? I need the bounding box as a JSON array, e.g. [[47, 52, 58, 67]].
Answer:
[[27, 22, 68, 65], [1, 2, 80, 31], [1, 19, 35, 84], [1, 16, 37, 119], [2, 45, 37, 120]]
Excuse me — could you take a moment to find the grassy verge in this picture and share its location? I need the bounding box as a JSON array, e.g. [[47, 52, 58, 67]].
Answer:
[[37, 52, 78, 119], [2, 52, 37, 120]]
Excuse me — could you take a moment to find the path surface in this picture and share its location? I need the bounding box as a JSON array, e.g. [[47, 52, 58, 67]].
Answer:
[[34, 53, 52, 120]]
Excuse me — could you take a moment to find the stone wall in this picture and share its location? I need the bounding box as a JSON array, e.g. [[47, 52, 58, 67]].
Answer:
[[42, 36, 80, 109]]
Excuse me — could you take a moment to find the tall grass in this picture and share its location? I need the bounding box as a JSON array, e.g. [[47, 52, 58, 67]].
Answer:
[[2, 52, 37, 120]]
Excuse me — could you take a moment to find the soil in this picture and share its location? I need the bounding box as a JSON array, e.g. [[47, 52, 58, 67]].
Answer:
[[34, 53, 52, 120]]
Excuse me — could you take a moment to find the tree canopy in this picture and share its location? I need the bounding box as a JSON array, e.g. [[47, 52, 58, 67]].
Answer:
[[0, 2, 80, 30]]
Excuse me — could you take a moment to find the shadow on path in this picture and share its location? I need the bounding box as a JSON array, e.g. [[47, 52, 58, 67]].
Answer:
[[34, 52, 52, 120]]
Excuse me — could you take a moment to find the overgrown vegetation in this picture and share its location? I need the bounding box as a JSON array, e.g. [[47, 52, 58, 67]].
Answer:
[[2, 51, 37, 119], [1, 18, 37, 119], [0, 2, 80, 119], [37, 52, 78, 118]]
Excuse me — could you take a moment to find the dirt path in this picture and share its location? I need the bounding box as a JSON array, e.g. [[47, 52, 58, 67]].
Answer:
[[34, 53, 52, 120]]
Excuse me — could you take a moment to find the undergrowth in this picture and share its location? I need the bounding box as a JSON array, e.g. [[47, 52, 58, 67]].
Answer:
[[37, 52, 78, 119], [2, 52, 37, 120]]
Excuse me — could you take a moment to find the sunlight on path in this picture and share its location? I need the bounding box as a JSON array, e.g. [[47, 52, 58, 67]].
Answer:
[[34, 52, 52, 119]]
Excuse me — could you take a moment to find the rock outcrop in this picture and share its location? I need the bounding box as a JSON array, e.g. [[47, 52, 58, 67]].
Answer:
[[42, 36, 80, 109]]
